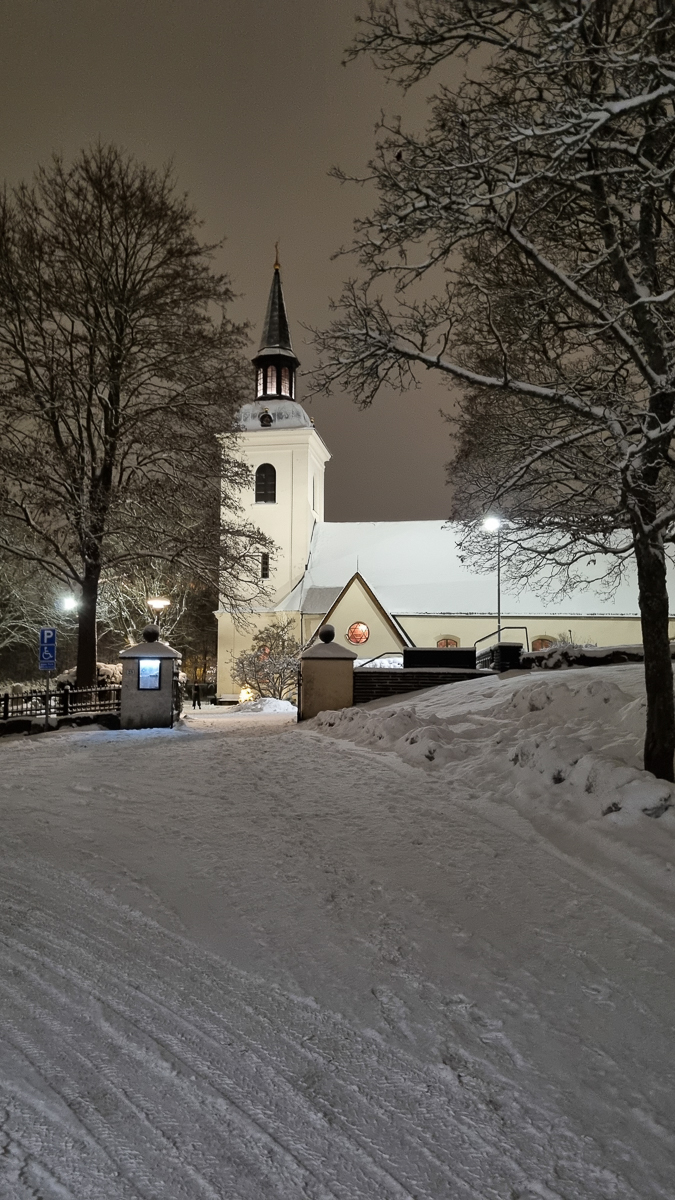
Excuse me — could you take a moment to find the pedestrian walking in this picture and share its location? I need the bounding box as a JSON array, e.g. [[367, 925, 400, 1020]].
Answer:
[[192, 682, 201, 709]]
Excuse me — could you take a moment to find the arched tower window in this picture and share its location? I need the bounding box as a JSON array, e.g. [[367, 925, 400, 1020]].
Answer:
[[280, 367, 290, 396], [266, 365, 277, 395], [255, 463, 276, 503], [257, 367, 264, 397]]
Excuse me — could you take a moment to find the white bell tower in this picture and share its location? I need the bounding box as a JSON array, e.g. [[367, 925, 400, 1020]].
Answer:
[[235, 399, 330, 602], [216, 261, 330, 697], [236, 260, 330, 601]]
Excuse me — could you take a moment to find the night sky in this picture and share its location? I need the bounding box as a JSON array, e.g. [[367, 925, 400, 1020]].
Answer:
[[0, 0, 455, 520]]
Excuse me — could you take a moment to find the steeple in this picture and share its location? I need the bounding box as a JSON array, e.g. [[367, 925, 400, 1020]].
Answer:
[[253, 256, 300, 401]]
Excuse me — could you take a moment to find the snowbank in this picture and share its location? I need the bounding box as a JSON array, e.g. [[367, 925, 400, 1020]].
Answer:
[[312, 665, 675, 865], [353, 655, 404, 668], [226, 696, 297, 715], [521, 642, 655, 670]]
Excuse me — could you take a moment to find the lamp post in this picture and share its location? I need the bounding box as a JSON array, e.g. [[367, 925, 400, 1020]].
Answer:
[[147, 596, 171, 628], [482, 517, 502, 642]]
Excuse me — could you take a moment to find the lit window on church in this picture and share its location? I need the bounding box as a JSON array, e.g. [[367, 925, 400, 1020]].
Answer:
[[257, 367, 264, 396], [261, 552, 270, 579], [280, 367, 290, 396], [347, 622, 369, 645], [266, 365, 277, 394], [437, 637, 459, 648], [255, 462, 276, 503], [532, 636, 554, 651]]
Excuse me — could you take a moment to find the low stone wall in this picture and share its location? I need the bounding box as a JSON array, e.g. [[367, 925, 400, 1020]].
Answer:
[[353, 667, 494, 705]]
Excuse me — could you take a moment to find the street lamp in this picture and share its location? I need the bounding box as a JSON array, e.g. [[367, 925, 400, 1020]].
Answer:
[[147, 596, 170, 627], [482, 516, 502, 642], [61, 595, 78, 612]]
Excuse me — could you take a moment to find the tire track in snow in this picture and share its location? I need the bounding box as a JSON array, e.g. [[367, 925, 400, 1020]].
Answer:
[[0, 853, 635, 1200], [0, 883, 586, 1200], [0, 917, 486, 1200]]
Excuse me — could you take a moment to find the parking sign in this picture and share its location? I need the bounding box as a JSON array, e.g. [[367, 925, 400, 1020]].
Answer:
[[39, 627, 57, 671]]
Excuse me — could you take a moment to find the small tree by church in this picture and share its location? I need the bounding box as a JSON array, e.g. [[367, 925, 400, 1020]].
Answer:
[[233, 618, 300, 701]]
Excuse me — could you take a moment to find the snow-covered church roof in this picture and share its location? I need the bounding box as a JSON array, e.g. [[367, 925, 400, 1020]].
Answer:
[[276, 520, 666, 618]]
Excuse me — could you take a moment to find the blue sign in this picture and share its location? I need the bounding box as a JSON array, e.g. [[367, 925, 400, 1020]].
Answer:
[[39, 627, 57, 671]]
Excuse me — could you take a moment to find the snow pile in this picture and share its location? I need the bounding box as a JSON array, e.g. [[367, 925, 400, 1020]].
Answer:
[[312, 665, 675, 845], [521, 643, 653, 670], [353, 655, 404, 668], [227, 696, 297, 715]]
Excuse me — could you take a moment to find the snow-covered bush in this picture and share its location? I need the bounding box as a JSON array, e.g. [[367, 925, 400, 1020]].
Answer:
[[55, 662, 122, 687], [233, 618, 299, 701]]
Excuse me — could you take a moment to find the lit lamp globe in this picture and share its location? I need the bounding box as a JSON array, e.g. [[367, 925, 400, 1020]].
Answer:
[[483, 516, 501, 533], [147, 596, 170, 616], [61, 595, 78, 611]]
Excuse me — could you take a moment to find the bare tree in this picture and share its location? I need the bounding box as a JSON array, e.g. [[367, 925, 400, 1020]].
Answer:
[[98, 566, 220, 683], [314, 1, 675, 780], [0, 554, 77, 653], [0, 144, 269, 687], [98, 566, 193, 647], [233, 618, 300, 701]]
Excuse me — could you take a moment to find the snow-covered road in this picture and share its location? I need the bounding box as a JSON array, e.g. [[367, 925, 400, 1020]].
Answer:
[[1, 670, 674, 1197]]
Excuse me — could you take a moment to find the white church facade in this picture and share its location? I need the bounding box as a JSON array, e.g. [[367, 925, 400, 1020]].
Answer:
[[216, 265, 663, 699]]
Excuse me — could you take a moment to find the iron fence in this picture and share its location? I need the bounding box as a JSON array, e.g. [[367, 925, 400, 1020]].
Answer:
[[1, 685, 121, 722]]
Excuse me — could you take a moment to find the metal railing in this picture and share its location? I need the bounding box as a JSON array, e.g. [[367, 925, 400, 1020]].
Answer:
[[474, 626, 531, 652], [1, 684, 121, 722], [355, 651, 404, 668]]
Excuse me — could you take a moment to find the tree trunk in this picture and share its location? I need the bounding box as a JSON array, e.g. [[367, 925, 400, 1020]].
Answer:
[[76, 565, 101, 688], [634, 535, 675, 781]]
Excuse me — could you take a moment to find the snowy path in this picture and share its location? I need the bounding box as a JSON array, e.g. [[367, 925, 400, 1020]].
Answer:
[[0, 687, 674, 1197]]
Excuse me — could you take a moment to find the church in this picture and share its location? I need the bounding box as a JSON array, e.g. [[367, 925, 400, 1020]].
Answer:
[[216, 264, 661, 700]]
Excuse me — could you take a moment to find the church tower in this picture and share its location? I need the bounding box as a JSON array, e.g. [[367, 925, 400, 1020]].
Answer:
[[235, 259, 331, 602], [216, 260, 331, 697]]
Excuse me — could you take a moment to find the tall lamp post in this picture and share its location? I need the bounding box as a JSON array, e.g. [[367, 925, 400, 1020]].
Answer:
[[482, 517, 502, 642]]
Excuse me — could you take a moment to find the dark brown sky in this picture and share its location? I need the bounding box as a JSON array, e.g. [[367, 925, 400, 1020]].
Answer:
[[0, 0, 455, 520]]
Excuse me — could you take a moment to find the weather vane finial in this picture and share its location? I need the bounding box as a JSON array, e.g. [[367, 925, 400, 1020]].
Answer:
[[274, 241, 280, 270]]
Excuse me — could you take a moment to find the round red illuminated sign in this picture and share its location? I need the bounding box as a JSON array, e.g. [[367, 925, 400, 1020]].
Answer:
[[346, 622, 370, 645]]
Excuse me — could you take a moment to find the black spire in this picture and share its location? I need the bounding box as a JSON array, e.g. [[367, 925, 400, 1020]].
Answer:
[[253, 256, 300, 401], [258, 267, 296, 357]]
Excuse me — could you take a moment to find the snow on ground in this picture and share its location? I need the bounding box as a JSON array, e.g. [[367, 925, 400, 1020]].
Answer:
[[312, 664, 675, 896], [1, 664, 674, 1197], [223, 696, 297, 715]]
